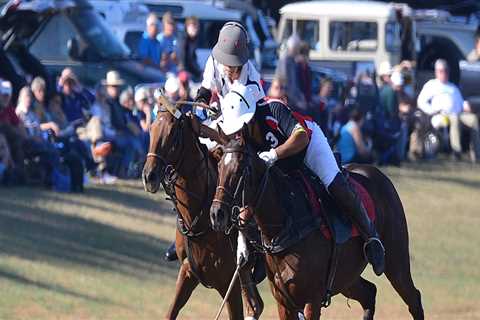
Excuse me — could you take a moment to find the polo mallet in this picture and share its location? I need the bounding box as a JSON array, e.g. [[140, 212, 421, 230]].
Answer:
[[213, 264, 241, 320]]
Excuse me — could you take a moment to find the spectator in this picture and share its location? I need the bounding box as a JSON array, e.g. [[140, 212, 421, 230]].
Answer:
[[275, 34, 307, 113], [60, 73, 90, 123], [16, 86, 59, 138], [267, 78, 287, 103], [391, 70, 413, 161], [0, 79, 26, 182], [378, 61, 398, 119], [336, 108, 372, 164], [89, 86, 116, 184], [134, 87, 153, 133], [417, 59, 480, 163], [178, 16, 201, 81], [296, 41, 312, 105], [31, 76, 49, 122], [120, 88, 142, 137], [164, 75, 180, 103], [138, 13, 162, 68], [178, 70, 192, 102], [0, 133, 13, 183], [158, 11, 178, 74], [102, 71, 141, 177], [58, 68, 95, 104], [311, 77, 337, 136], [15, 86, 61, 187]]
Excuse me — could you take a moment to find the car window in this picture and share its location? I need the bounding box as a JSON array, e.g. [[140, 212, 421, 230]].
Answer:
[[385, 21, 401, 52], [71, 10, 130, 59], [280, 18, 293, 43], [297, 20, 320, 51], [30, 14, 77, 61], [329, 21, 378, 52]]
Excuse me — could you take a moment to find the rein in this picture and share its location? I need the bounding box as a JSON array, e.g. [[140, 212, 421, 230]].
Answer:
[[214, 145, 279, 253], [147, 114, 212, 239]]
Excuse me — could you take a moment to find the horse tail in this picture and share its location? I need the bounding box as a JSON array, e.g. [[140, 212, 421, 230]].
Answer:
[[346, 164, 424, 319]]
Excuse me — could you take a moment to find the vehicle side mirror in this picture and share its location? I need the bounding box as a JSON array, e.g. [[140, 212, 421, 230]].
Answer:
[[67, 37, 80, 60]]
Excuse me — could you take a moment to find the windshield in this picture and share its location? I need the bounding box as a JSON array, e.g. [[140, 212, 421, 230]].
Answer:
[[70, 9, 130, 59]]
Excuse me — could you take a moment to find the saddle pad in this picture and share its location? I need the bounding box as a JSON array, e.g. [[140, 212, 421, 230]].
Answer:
[[297, 170, 376, 244]]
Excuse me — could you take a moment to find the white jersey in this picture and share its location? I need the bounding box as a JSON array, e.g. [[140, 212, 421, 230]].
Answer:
[[201, 55, 265, 103]]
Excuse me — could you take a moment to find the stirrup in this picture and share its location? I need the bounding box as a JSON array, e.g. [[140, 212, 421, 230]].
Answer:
[[362, 237, 385, 260]]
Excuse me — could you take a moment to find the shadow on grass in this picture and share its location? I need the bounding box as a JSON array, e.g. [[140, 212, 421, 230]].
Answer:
[[0, 268, 120, 306], [0, 187, 180, 281], [388, 169, 480, 190]]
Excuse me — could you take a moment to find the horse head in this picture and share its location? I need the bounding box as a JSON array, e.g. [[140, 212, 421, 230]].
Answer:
[[142, 91, 191, 193], [210, 124, 260, 232]]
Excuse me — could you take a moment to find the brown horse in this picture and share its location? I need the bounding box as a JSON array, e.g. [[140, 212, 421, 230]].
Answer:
[[142, 104, 263, 319], [210, 129, 424, 320]]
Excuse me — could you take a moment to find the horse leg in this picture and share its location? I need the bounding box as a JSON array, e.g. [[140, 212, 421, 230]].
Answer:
[[165, 261, 199, 319], [239, 267, 264, 319], [304, 302, 321, 320], [341, 277, 377, 320], [384, 255, 424, 320], [277, 303, 301, 320], [217, 279, 244, 320]]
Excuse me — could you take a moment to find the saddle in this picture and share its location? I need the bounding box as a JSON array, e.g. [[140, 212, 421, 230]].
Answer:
[[293, 166, 376, 244]]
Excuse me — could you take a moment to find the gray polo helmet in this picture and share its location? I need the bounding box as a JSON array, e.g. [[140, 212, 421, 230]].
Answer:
[[212, 22, 249, 67]]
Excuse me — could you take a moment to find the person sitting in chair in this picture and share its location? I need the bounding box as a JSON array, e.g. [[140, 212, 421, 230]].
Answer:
[[218, 83, 386, 277]]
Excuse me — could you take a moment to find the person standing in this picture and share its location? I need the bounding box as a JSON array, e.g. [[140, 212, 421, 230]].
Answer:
[[138, 13, 162, 68], [158, 12, 178, 74], [275, 34, 307, 113], [178, 16, 202, 81], [417, 59, 480, 163], [102, 71, 138, 177]]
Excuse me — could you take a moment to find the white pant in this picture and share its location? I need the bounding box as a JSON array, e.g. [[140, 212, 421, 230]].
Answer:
[[304, 120, 340, 187]]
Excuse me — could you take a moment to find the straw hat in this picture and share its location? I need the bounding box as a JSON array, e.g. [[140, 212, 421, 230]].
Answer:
[[101, 71, 125, 86]]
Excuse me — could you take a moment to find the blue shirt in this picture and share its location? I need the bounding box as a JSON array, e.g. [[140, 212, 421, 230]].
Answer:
[[337, 121, 356, 164], [157, 33, 177, 74], [62, 92, 89, 123], [138, 32, 162, 65]]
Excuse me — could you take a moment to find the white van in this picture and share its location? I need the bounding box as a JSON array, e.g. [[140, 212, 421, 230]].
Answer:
[[277, 1, 411, 77]]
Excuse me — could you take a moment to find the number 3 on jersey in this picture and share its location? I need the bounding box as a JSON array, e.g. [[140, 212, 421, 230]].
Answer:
[[265, 132, 279, 148]]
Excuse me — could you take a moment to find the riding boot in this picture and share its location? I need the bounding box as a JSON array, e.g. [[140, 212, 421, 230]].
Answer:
[[328, 172, 385, 276], [164, 241, 178, 261]]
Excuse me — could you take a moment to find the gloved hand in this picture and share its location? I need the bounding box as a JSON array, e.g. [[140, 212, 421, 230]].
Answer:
[[236, 231, 249, 267], [258, 148, 278, 167], [207, 102, 220, 119]]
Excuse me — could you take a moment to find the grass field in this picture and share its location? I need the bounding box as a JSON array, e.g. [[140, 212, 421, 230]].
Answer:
[[0, 160, 479, 319]]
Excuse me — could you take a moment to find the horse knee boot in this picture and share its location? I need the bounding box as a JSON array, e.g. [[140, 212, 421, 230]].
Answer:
[[165, 241, 178, 261], [239, 267, 264, 319], [328, 173, 385, 276]]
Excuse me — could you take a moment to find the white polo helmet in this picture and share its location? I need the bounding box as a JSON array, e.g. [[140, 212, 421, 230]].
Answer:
[[219, 83, 260, 135]]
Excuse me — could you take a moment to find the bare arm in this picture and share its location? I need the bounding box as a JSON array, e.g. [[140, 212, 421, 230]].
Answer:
[[350, 124, 370, 156], [275, 128, 309, 159]]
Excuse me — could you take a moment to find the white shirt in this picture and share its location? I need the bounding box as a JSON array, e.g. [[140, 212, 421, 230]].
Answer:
[[417, 79, 464, 115], [201, 55, 265, 102]]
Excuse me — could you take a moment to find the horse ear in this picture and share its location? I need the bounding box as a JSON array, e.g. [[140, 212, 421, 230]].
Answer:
[[241, 123, 250, 143], [216, 124, 229, 145]]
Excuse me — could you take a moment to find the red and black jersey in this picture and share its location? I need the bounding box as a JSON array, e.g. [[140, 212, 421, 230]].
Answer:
[[253, 99, 309, 173]]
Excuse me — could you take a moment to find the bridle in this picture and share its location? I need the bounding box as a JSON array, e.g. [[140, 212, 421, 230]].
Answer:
[[146, 110, 212, 238], [212, 143, 272, 240]]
